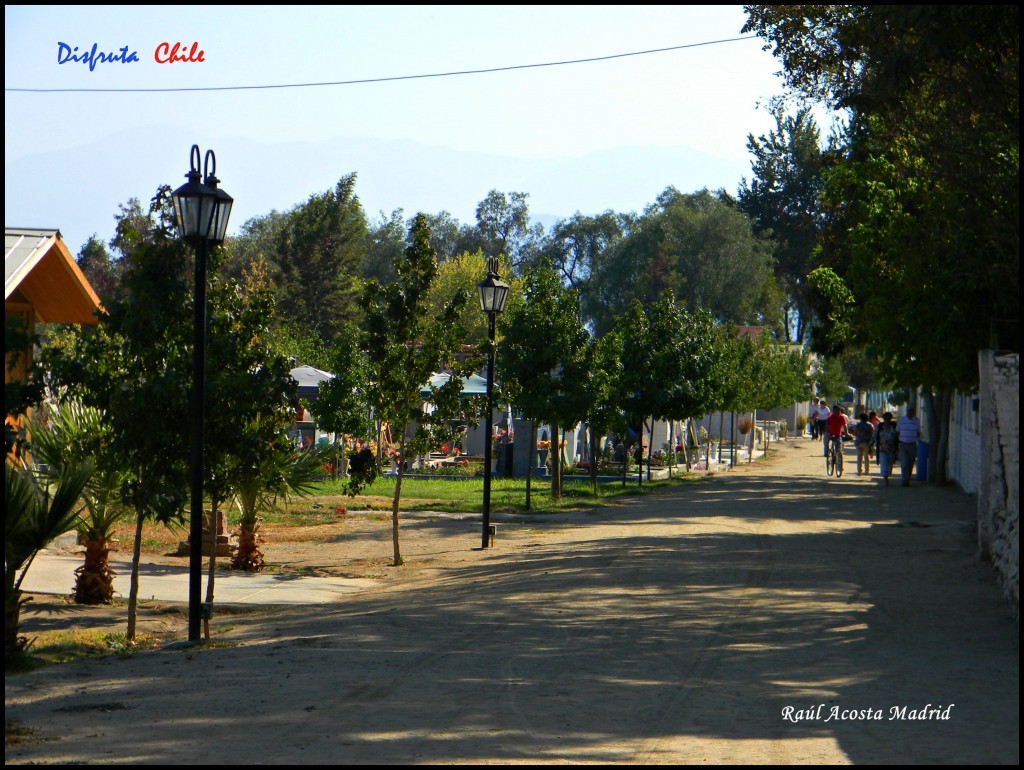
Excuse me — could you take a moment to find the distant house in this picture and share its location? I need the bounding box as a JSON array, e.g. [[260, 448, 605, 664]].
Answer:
[[5, 228, 102, 444]]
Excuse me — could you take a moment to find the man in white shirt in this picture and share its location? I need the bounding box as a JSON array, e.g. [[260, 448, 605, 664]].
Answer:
[[897, 406, 922, 486], [816, 400, 832, 455]]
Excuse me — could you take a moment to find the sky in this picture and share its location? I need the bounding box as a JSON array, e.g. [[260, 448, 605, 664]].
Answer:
[[5, 5, 822, 255]]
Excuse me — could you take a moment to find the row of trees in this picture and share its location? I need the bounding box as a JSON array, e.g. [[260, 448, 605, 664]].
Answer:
[[77, 176, 824, 359], [498, 268, 808, 500], [302, 236, 811, 550]]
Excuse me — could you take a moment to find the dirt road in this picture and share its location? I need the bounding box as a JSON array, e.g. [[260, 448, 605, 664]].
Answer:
[[5, 438, 1018, 764]]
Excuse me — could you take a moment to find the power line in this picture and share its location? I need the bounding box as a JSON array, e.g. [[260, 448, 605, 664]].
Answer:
[[6, 36, 757, 94]]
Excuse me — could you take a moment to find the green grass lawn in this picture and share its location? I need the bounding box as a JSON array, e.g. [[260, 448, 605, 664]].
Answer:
[[302, 472, 705, 516]]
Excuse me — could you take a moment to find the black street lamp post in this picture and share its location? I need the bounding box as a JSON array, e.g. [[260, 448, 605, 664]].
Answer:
[[171, 145, 232, 642], [477, 257, 510, 549]]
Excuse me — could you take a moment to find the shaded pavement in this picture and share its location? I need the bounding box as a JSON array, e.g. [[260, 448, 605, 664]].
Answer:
[[5, 438, 1018, 764]]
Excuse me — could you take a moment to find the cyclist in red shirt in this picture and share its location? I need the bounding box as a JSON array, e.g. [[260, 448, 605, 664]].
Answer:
[[824, 405, 850, 457]]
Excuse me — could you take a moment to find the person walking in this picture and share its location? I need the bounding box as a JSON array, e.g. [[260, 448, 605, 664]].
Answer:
[[897, 406, 922, 486], [867, 410, 881, 460], [816, 400, 832, 455], [853, 412, 875, 476], [875, 412, 898, 485]]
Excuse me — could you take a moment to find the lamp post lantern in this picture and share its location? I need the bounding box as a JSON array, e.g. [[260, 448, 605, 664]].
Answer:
[[171, 145, 232, 641], [477, 257, 510, 549]]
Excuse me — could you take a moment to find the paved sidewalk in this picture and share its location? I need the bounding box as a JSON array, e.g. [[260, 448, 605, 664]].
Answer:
[[21, 551, 378, 605]]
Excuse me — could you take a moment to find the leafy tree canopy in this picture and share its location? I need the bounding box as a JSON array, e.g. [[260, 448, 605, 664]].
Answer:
[[745, 5, 1019, 391], [587, 188, 781, 334], [275, 174, 368, 344], [739, 106, 826, 342]]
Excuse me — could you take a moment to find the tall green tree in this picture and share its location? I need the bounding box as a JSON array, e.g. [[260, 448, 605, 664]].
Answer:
[[275, 174, 368, 342], [587, 189, 780, 334], [813, 354, 852, 405], [610, 293, 727, 479], [361, 214, 474, 564], [76, 234, 123, 308], [43, 233, 192, 641], [539, 211, 628, 313], [310, 321, 375, 486], [361, 208, 405, 285], [650, 295, 728, 473], [425, 251, 524, 350], [474, 190, 544, 270], [220, 210, 288, 282], [583, 330, 627, 492], [739, 106, 826, 342], [201, 256, 301, 579], [498, 263, 594, 500], [745, 5, 1019, 483], [420, 211, 463, 263]]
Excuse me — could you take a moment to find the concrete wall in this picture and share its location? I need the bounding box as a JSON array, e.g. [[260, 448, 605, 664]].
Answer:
[[976, 351, 1019, 614]]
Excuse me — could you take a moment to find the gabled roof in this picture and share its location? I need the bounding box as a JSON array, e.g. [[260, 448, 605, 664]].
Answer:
[[290, 365, 334, 400], [420, 372, 488, 398], [5, 228, 101, 324]]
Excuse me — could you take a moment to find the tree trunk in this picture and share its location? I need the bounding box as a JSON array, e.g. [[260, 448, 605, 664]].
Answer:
[[5, 568, 28, 664], [646, 417, 654, 482], [203, 499, 220, 638], [526, 422, 536, 511], [551, 423, 561, 500], [74, 538, 116, 604], [668, 421, 675, 479], [924, 390, 951, 486], [636, 429, 643, 488], [126, 507, 145, 641], [391, 438, 406, 565], [233, 525, 264, 572], [748, 412, 755, 462], [717, 412, 724, 466], [589, 424, 599, 493], [730, 412, 737, 467], [621, 435, 628, 488]]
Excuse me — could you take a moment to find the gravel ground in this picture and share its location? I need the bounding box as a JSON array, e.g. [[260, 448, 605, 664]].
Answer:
[[6, 438, 1018, 765]]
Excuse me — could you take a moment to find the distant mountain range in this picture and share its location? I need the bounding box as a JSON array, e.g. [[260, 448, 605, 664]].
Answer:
[[5, 127, 751, 254]]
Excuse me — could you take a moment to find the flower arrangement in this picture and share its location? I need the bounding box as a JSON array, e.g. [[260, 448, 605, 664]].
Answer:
[[491, 429, 513, 451], [536, 439, 566, 450]]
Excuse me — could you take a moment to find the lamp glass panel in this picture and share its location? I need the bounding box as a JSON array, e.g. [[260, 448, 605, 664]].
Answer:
[[478, 284, 495, 312], [210, 197, 233, 243], [493, 284, 509, 314]]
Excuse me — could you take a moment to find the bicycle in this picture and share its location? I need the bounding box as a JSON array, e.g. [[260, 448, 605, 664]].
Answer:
[[826, 435, 845, 477]]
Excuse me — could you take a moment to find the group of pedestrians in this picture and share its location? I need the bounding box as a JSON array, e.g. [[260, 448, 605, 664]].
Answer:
[[807, 398, 922, 486]]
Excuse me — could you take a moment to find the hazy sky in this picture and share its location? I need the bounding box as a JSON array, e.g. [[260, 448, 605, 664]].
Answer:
[[5, 5, 820, 251]]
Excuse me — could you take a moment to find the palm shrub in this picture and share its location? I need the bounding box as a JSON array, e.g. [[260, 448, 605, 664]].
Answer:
[[5, 461, 91, 665], [231, 442, 333, 572], [25, 400, 129, 604]]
